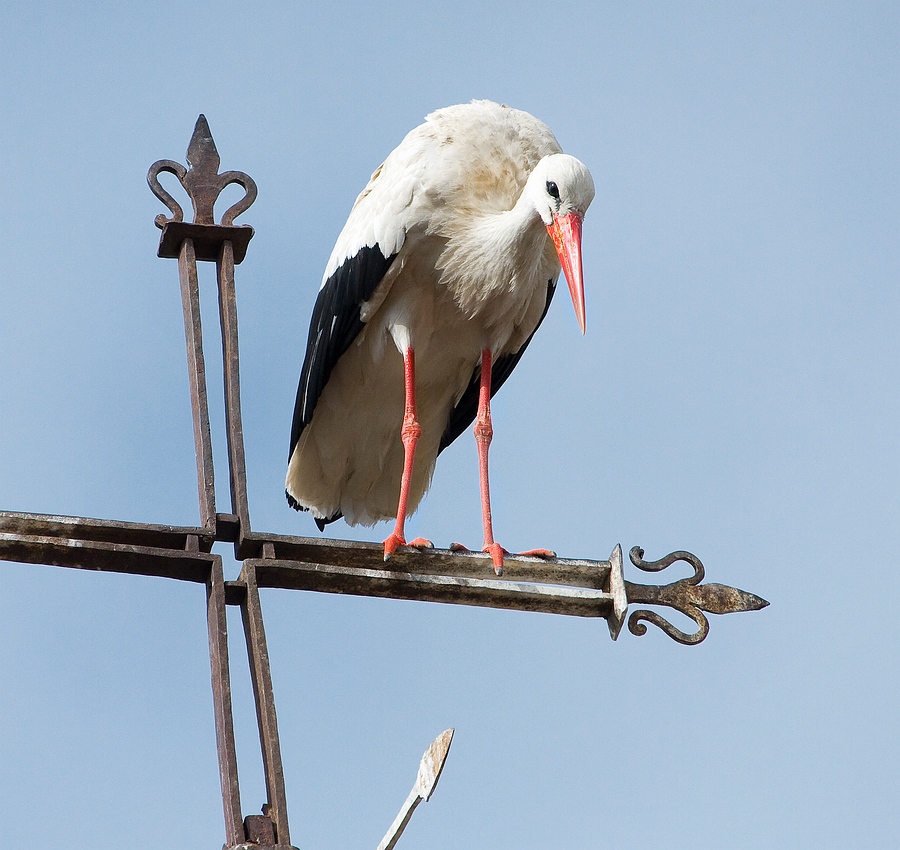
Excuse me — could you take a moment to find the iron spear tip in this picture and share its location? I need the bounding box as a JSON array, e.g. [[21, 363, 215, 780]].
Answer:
[[415, 728, 454, 802], [187, 114, 220, 172]]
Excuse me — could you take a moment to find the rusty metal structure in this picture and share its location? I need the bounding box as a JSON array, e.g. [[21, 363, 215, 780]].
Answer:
[[0, 116, 768, 849]]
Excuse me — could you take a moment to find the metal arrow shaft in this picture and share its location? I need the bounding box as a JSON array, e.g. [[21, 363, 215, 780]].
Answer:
[[376, 787, 423, 850]]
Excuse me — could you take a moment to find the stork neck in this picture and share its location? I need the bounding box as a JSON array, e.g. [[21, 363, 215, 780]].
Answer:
[[437, 190, 553, 314], [489, 193, 549, 262]]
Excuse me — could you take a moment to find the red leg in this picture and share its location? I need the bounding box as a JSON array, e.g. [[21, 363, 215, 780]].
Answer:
[[456, 349, 556, 573], [384, 347, 429, 560], [474, 348, 507, 575]]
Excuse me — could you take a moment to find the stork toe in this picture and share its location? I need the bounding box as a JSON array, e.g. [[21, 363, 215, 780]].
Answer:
[[448, 542, 506, 575], [518, 548, 557, 560], [383, 533, 433, 561]]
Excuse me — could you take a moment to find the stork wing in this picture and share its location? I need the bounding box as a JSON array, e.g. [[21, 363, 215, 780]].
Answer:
[[289, 244, 397, 464], [439, 280, 557, 453], [289, 143, 428, 466]]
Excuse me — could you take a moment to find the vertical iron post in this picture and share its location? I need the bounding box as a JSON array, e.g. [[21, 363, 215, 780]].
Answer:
[[216, 240, 252, 547], [148, 115, 296, 849], [178, 238, 218, 532]]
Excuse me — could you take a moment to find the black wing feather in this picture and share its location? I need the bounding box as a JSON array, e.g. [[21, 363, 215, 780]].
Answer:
[[287, 244, 396, 519], [438, 280, 557, 453]]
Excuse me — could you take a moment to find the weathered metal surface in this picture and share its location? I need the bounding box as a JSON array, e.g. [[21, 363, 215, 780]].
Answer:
[[158, 221, 255, 264], [237, 541, 766, 644], [246, 556, 618, 617], [238, 553, 292, 847], [0, 505, 767, 645], [207, 557, 245, 847], [0, 529, 216, 582], [149, 115, 255, 554], [216, 512, 242, 542], [415, 728, 454, 802], [147, 115, 257, 237], [607, 543, 628, 640], [243, 814, 276, 845], [625, 547, 770, 645], [217, 241, 252, 546], [147, 114, 257, 263], [178, 237, 217, 530], [0, 510, 214, 551], [243, 530, 614, 587], [376, 729, 454, 850]]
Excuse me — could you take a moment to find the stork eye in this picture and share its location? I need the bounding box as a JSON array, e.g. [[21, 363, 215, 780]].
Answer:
[[546, 181, 560, 199]]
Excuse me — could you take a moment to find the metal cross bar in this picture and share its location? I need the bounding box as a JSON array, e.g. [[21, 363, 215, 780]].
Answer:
[[0, 114, 769, 850]]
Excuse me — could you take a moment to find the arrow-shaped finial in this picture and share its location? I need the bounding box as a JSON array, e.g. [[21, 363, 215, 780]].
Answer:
[[376, 729, 454, 850], [186, 114, 221, 175], [148, 114, 257, 231]]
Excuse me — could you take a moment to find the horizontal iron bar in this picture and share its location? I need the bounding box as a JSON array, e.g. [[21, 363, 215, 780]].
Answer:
[[241, 532, 612, 589], [0, 512, 621, 613], [0, 511, 613, 592], [0, 531, 216, 583], [0, 510, 215, 552], [244, 558, 616, 617], [158, 222, 254, 263]]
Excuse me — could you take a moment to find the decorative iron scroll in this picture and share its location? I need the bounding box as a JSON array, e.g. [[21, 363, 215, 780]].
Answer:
[[147, 114, 257, 263], [624, 547, 769, 645], [148, 114, 257, 227]]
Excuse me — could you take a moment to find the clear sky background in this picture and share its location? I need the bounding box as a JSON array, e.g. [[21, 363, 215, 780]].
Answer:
[[1, 1, 897, 848]]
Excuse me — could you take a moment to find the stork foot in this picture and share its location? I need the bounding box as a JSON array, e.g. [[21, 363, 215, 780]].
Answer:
[[448, 542, 505, 575], [383, 533, 432, 561], [383, 532, 405, 561], [483, 542, 506, 576], [449, 542, 557, 574]]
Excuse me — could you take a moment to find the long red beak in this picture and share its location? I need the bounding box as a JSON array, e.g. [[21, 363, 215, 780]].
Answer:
[[547, 212, 586, 334]]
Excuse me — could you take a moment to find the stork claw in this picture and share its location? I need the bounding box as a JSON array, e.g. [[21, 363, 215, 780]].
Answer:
[[383, 533, 433, 561], [383, 532, 405, 561]]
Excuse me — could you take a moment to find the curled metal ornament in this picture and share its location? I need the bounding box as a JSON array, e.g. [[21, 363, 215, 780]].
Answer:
[[147, 114, 257, 229], [625, 547, 769, 645]]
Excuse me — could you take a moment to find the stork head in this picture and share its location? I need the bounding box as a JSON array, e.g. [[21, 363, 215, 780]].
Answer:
[[527, 154, 595, 334]]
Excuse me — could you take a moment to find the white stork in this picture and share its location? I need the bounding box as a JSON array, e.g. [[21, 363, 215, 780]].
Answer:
[[286, 100, 595, 573]]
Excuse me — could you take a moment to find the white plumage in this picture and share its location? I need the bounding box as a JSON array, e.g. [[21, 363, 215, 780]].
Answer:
[[286, 100, 594, 571]]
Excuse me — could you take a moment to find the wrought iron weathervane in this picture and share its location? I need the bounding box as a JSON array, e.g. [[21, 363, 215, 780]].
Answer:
[[0, 116, 768, 849]]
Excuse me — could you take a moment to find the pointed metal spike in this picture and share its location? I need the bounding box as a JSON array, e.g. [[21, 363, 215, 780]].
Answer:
[[150, 114, 257, 238], [415, 728, 454, 802], [186, 114, 220, 173], [689, 583, 770, 615]]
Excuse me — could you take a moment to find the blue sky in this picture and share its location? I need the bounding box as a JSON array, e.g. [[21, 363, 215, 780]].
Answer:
[[1, 1, 897, 847]]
